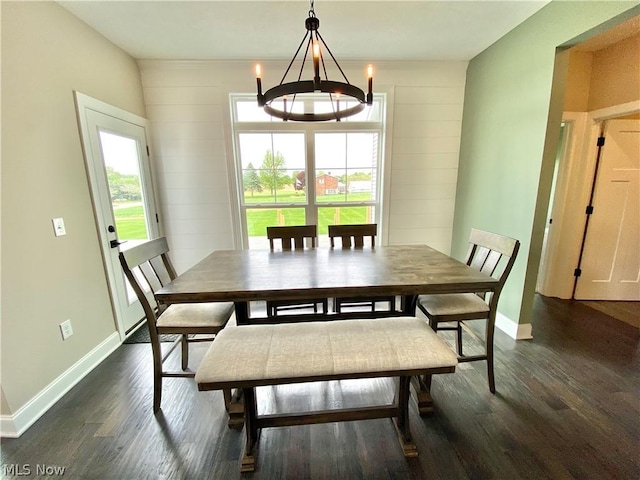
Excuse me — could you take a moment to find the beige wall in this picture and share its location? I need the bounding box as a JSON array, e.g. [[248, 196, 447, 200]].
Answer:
[[565, 32, 640, 112], [1, 2, 145, 418], [565, 51, 593, 111], [589, 33, 640, 110]]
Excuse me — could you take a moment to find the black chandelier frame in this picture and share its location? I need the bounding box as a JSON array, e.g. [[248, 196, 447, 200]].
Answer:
[[256, 3, 373, 122]]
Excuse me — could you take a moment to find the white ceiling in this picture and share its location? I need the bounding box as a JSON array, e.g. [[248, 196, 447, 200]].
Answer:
[[57, 1, 551, 61]]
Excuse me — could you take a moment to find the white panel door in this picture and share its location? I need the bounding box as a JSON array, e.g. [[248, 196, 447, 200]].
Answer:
[[76, 93, 160, 336], [575, 119, 640, 300]]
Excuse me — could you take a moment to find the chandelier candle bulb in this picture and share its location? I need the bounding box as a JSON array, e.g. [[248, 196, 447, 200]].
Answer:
[[313, 43, 321, 89], [367, 65, 373, 103], [255, 64, 263, 103]]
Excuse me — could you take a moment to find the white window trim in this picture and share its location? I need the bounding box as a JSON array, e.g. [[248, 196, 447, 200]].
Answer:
[[228, 93, 388, 249]]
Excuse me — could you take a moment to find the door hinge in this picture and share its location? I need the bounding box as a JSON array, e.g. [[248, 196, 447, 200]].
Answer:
[[574, 268, 582, 277], [596, 136, 605, 147], [549, 218, 553, 225], [146, 145, 150, 156], [586, 205, 594, 215], [155, 213, 159, 223]]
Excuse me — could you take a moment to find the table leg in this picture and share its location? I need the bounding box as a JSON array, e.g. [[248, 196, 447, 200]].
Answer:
[[234, 301, 250, 326], [400, 295, 418, 316], [394, 376, 418, 457], [410, 375, 434, 416], [241, 387, 259, 473]]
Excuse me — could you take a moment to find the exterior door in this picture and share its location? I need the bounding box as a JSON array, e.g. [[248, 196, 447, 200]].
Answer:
[[75, 93, 160, 336], [575, 119, 640, 300]]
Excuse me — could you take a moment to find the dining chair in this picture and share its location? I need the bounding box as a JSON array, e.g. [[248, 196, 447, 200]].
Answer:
[[266, 225, 329, 317], [119, 237, 234, 413], [417, 228, 520, 393], [328, 224, 397, 313]]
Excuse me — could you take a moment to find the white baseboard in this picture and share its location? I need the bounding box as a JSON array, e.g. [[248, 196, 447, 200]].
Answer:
[[496, 312, 533, 340], [0, 332, 121, 438]]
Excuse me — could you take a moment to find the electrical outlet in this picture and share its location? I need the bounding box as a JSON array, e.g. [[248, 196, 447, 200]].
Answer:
[[60, 319, 73, 340]]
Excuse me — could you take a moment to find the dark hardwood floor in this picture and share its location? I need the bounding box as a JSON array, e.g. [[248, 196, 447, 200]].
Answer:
[[2, 295, 638, 479]]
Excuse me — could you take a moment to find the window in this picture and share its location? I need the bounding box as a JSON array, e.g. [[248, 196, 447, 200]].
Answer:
[[230, 94, 386, 249]]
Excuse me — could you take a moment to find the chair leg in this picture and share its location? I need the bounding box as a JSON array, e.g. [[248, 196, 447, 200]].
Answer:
[[153, 370, 162, 413], [456, 322, 464, 356], [181, 334, 189, 370], [486, 316, 496, 393]]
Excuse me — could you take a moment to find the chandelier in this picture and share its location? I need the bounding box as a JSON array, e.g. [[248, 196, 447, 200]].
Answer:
[[255, 0, 373, 122]]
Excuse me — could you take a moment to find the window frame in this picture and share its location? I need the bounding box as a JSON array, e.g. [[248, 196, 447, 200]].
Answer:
[[230, 93, 387, 249]]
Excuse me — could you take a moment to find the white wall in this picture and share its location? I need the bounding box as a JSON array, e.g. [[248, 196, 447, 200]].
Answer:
[[138, 60, 468, 273]]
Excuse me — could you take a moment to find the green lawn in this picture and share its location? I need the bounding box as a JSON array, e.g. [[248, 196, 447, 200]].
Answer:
[[113, 204, 148, 240], [244, 191, 372, 235], [244, 191, 371, 204], [246, 206, 370, 236], [112, 195, 373, 239]]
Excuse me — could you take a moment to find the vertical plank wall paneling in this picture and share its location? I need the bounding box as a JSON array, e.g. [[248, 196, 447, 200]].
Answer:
[[138, 61, 467, 273]]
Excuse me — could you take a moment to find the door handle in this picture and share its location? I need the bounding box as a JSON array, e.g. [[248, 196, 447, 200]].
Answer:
[[110, 239, 127, 249]]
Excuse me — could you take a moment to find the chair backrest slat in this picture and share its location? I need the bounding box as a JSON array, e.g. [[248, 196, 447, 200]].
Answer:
[[328, 224, 377, 249], [466, 228, 520, 299], [119, 237, 179, 323], [267, 225, 317, 251], [149, 256, 173, 286]]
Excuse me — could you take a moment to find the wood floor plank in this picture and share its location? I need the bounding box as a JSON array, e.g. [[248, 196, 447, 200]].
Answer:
[[1, 295, 638, 479]]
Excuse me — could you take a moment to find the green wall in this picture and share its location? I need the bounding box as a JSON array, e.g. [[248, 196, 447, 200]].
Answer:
[[454, 1, 639, 328]]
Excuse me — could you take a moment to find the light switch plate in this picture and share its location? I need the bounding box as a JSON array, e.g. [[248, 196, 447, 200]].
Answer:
[[52, 217, 66, 236]]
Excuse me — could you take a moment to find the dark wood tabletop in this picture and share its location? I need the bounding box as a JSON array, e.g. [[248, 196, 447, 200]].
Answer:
[[155, 244, 497, 306]]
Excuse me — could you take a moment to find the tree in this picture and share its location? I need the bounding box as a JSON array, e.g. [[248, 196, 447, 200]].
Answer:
[[259, 150, 289, 196], [106, 166, 142, 202], [243, 163, 262, 197]]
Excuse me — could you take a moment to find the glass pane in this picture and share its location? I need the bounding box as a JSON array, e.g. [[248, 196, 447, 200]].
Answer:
[[317, 206, 376, 247], [318, 206, 376, 234], [235, 96, 382, 122], [99, 131, 150, 242], [235, 99, 305, 122], [99, 130, 151, 306], [246, 207, 306, 249], [313, 100, 381, 122], [315, 132, 378, 203], [239, 133, 306, 205]]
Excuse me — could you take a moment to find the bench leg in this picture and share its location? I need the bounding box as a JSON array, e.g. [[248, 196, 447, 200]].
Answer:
[[394, 376, 418, 458], [223, 388, 245, 430], [241, 387, 259, 473]]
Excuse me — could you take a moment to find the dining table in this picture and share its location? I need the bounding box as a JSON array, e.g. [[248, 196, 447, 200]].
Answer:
[[155, 244, 499, 416]]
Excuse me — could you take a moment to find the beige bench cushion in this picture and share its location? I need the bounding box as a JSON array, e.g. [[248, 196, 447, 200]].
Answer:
[[196, 316, 457, 390], [157, 302, 234, 329]]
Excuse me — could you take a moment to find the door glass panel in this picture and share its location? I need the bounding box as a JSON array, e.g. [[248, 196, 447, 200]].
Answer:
[[246, 207, 307, 249], [98, 130, 151, 304], [99, 130, 150, 242]]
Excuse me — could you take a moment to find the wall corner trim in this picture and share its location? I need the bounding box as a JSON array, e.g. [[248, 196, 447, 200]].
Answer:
[[0, 332, 121, 438], [496, 312, 533, 340]]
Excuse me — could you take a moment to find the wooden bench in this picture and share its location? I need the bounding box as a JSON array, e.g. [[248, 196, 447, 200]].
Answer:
[[195, 317, 458, 473]]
